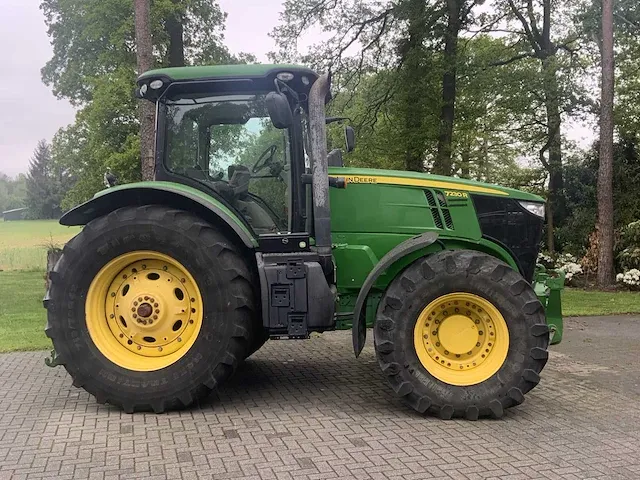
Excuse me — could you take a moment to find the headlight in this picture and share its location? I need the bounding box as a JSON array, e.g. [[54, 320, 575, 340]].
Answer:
[[519, 201, 545, 218]]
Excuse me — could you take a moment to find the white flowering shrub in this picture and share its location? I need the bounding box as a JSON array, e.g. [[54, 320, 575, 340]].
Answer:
[[537, 251, 583, 284], [616, 269, 640, 289]]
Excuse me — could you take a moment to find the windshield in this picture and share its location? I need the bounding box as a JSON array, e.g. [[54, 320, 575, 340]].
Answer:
[[164, 93, 291, 233]]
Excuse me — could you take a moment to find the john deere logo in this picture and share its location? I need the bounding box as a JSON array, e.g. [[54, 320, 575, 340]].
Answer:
[[345, 176, 377, 184]]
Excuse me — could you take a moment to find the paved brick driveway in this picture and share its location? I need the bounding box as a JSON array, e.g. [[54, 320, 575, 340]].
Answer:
[[1, 316, 640, 480]]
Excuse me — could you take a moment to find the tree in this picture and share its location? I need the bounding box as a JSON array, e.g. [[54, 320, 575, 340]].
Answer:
[[41, 0, 239, 207], [25, 141, 73, 219], [490, 0, 582, 252], [134, 0, 155, 181], [0, 173, 27, 213], [596, 0, 614, 286]]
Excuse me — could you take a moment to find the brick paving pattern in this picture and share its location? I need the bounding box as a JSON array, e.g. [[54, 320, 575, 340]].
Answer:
[[1, 316, 640, 479]]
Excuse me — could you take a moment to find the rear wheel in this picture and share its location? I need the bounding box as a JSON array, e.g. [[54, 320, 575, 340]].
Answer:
[[45, 206, 257, 413], [374, 250, 549, 419]]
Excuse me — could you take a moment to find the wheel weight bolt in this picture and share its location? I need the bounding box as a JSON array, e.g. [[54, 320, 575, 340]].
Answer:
[[476, 342, 481, 347], [119, 334, 123, 338], [137, 346, 142, 350], [435, 342, 440, 347], [109, 314, 114, 319], [478, 331, 483, 335], [474, 319, 480, 324], [110, 292, 116, 297], [181, 278, 185, 283], [444, 350, 449, 355], [177, 337, 182, 342]]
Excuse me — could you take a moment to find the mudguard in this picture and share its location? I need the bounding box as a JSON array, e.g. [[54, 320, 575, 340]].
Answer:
[[60, 182, 257, 248], [352, 231, 439, 356]]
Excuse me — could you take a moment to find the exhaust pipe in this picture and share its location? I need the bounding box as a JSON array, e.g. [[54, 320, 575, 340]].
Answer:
[[308, 73, 333, 275]]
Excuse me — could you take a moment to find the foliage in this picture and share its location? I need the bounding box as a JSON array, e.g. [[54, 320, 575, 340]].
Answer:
[[537, 251, 583, 284], [617, 220, 640, 271], [616, 269, 640, 289], [41, 0, 242, 209], [25, 141, 74, 219], [0, 174, 27, 214]]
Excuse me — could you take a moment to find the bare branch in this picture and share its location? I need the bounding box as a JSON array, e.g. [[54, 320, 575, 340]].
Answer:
[[507, 0, 541, 55], [489, 52, 534, 67]]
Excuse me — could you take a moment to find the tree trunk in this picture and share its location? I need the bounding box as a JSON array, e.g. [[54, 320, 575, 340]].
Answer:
[[541, 56, 565, 252], [434, 0, 461, 176], [134, 0, 155, 181], [597, 0, 615, 287], [166, 0, 185, 67]]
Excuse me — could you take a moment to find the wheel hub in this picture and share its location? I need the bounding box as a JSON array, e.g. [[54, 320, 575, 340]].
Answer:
[[85, 251, 204, 372], [413, 293, 509, 386]]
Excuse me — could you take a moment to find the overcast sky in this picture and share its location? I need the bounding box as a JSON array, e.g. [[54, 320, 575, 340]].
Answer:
[[0, 0, 284, 178], [0, 0, 593, 178]]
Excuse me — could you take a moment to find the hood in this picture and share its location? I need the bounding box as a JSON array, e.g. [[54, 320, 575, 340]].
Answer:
[[328, 167, 544, 202]]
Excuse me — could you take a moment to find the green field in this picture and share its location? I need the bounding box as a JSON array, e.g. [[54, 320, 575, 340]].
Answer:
[[0, 220, 80, 271], [1, 268, 640, 352]]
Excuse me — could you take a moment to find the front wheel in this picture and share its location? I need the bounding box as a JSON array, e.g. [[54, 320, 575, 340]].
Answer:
[[45, 206, 257, 413], [374, 250, 550, 419]]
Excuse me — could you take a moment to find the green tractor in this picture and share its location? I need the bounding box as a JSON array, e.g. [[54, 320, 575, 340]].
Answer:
[[44, 64, 563, 419]]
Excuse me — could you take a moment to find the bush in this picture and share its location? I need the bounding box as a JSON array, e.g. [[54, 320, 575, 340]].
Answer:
[[617, 269, 640, 289], [617, 220, 640, 271], [537, 252, 583, 285]]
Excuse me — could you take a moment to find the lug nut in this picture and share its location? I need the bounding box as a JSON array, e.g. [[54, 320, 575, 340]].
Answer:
[[138, 297, 142, 302], [154, 303, 158, 308], [153, 315, 158, 320], [134, 301, 138, 306], [131, 308, 135, 312], [155, 309, 159, 314], [144, 296, 149, 300], [133, 314, 137, 318]]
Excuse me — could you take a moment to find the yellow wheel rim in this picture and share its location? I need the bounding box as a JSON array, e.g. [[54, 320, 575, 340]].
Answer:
[[413, 293, 509, 386], [85, 251, 203, 371]]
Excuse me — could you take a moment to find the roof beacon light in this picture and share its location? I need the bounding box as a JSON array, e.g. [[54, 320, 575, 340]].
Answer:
[[276, 72, 295, 82], [150, 79, 164, 90]]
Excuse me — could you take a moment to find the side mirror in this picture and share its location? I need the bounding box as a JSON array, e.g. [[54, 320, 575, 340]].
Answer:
[[344, 126, 356, 153], [266, 91, 292, 129]]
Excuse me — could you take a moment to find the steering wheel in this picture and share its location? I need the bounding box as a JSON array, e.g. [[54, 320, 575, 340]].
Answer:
[[252, 144, 279, 173]]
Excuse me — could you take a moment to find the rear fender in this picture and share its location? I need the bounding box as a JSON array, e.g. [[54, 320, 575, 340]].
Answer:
[[60, 182, 257, 249]]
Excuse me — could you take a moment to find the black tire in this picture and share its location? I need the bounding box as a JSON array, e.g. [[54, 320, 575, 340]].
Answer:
[[246, 330, 269, 358], [373, 250, 549, 420], [45, 205, 257, 413]]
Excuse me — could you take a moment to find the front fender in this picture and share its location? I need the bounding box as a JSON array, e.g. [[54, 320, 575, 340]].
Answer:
[[60, 182, 257, 249], [352, 231, 439, 356]]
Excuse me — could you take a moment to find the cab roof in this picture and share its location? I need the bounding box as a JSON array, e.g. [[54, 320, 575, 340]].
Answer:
[[136, 64, 319, 101]]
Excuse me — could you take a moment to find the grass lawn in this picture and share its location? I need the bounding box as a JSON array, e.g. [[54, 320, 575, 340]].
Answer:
[[0, 271, 51, 352], [562, 288, 640, 316], [0, 219, 80, 271], [2, 270, 640, 353]]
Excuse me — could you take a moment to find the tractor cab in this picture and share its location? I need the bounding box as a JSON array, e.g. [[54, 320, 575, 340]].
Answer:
[[136, 65, 338, 237]]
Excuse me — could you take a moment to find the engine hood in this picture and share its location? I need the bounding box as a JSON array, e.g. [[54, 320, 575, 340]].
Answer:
[[328, 167, 544, 202]]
